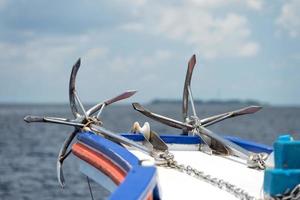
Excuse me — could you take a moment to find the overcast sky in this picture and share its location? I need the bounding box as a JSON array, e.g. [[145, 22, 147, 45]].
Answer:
[[0, 0, 299, 105]]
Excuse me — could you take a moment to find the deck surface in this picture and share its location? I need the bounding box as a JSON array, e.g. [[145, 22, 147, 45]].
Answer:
[[131, 149, 264, 200]]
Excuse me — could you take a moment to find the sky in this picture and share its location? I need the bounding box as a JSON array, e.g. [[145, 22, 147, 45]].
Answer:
[[0, 0, 299, 105]]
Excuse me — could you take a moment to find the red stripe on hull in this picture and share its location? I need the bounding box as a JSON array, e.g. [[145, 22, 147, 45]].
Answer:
[[72, 142, 154, 200], [72, 143, 126, 185]]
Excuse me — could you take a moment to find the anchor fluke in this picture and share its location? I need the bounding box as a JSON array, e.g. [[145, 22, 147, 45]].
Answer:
[[105, 90, 137, 105], [132, 103, 192, 130], [182, 54, 196, 122], [233, 106, 262, 116], [24, 115, 45, 123], [87, 90, 138, 117], [86, 90, 137, 118], [201, 106, 262, 127], [57, 130, 78, 188], [149, 130, 168, 152], [69, 58, 81, 118]]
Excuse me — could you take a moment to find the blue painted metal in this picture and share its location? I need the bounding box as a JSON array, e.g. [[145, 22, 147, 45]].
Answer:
[[77, 132, 160, 200], [110, 166, 157, 200], [264, 169, 300, 196], [264, 135, 300, 196], [121, 133, 201, 144], [274, 135, 300, 169], [78, 131, 139, 171], [225, 136, 273, 154], [121, 133, 273, 153], [76, 131, 273, 199]]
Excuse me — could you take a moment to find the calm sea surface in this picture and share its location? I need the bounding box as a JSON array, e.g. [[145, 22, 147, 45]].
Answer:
[[1, 103, 300, 200]]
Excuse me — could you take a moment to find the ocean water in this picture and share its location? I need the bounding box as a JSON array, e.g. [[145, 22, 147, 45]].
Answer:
[[1, 103, 300, 200]]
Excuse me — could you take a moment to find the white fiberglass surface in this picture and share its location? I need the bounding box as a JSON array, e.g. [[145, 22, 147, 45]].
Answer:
[[131, 150, 264, 200]]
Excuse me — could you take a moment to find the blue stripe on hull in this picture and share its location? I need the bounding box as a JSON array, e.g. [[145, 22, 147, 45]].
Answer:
[[78, 131, 139, 171], [77, 132, 160, 200], [121, 133, 273, 153], [76, 131, 272, 200]]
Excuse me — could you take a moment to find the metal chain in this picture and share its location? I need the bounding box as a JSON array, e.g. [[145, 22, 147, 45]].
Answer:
[[157, 151, 300, 200], [264, 184, 300, 200], [158, 151, 257, 200]]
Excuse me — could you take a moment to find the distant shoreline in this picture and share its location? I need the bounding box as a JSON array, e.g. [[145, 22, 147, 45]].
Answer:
[[150, 99, 266, 106], [2, 99, 300, 108]]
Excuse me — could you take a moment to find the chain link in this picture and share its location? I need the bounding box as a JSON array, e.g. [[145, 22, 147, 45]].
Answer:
[[157, 151, 300, 200], [158, 151, 257, 200], [264, 184, 300, 200]]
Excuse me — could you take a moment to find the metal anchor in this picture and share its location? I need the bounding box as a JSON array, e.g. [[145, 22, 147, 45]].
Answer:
[[132, 54, 267, 168], [24, 58, 138, 187]]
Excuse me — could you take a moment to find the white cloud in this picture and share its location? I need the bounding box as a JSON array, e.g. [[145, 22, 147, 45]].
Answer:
[[239, 42, 259, 57], [119, 22, 145, 32], [84, 47, 108, 63], [178, 0, 263, 10], [0, 31, 176, 102], [126, 0, 147, 7], [0, 35, 87, 72], [188, 0, 234, 9], [107, 49, 173, 72], [108, 56, 136, 72], [154, 50, 173, 60], [276, 0, 300, 38], [119, 0, 260, 59], [245, 0, 263, 11], [0, 34, 174, 84]]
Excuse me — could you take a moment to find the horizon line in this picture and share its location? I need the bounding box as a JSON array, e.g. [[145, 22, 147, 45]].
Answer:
[[1, 98, 300, 107]]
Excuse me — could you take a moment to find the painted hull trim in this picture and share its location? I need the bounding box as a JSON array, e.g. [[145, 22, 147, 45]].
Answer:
[[73, 132, 159, 200]]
